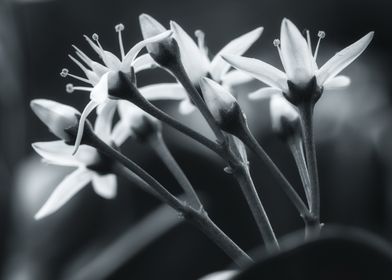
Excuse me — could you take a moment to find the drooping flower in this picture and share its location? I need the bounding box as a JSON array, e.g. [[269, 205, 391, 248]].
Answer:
[[32, 101, 120, 219], [223, 18, 373, 101], [60, 24, 173, 154], [139, 14, 263, 114]]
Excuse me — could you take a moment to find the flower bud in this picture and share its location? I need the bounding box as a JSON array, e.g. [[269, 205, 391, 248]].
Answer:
[[31, 99, 79, 142], [139, 13, 180, 68], [270, 95, 300, 138], [200, 77, 242, 131]]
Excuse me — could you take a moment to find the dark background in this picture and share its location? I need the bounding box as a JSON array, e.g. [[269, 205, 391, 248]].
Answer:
[[0, 0, 392, 279]]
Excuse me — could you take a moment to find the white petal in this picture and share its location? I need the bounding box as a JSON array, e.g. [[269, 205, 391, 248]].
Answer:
[[92, 173, 117, 199], [222, 54, 288, 91], [248, 87, 282, 100], [112, 120, 132, 146], [221, 70, 254, 87], [121, 30, 172, 72], [316, 32, 374, 85], [32, 141, 82, 167], [94, 100, 117, 143], [35, 168, 93, 219], [199, 270, 238, 280], [209, 27, 263, 81], [280, 18, 314, 85], [139, 13, 168, 39], [270, 94, 299, 132], [178, 99, 196, 115], [132, 53, 159, 73], [73, 100, 99, 155], [323, 75, 351, 90], [170, 21, 209, 84], [90, 72, 109, 103], [139, 83, 187, 100]]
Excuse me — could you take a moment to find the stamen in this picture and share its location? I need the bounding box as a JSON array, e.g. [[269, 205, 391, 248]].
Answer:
[[115, 23, 125, 60], [306, 30, 312, 53], [91, 33, 109, 64], [60, 68, 69, 77], [195, 30, 206, 52], [313, 30, 326, 60], [66, 83, 74, 93], [273, 39, 280, 47], [66, 83, 92, 93], [273, 39, 288, 73]]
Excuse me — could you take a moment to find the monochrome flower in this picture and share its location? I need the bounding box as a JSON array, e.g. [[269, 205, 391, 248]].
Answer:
[[223, 18, 373, 100], [60, 25, 172, 154], [32, 101, 119, 219], [139, 14, 263, 114]]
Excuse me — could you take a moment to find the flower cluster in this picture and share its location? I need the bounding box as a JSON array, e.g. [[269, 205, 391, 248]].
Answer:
[[31, 13, 373, 272]]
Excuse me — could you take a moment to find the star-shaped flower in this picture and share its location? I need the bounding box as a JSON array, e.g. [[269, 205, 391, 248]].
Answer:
[[32, 100, 121, 219], [60, 24, 173, 154], [139, 14, 263, 114], [223, 18, 374, 100]]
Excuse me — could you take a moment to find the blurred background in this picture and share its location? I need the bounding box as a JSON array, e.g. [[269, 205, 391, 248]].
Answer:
[[0, 0, 392, 279]]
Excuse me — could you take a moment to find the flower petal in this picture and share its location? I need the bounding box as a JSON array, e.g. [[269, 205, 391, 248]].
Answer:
[[209, 27, 263, 81], [170, 21, 209, 84], [178, 99, 196, 115], [248, 87, 282, 100], [270, 94, 299, 133], [33, 141, 82, 167], [92, 173, 117, 199], [316, 32, 374, 85], [280, 18, 314, 85], [132, 53, 159, 73], [112, 120, 132, 146], [94, 100, 117, 143], [323, 75, 351, 90], [121, 30, 172, 72], [221, 70, 253, 88], [222, 54, 287, 91], [199, 270, 238, 280], [35, 168, 93, 219], [139, 83, 187, 100], [90, 72, 109, 103]]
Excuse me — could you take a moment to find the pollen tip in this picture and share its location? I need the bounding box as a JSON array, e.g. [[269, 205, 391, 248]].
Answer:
[[60, 68, 69, 77], [115, 23, 125, 32], [273, 39, 280, 47], [318, 31, 326, 38], [65, 83, 74, 93], [92, 33, 99, 41]]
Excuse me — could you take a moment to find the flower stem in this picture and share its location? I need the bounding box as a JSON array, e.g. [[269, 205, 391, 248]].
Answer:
[[233, 164, 279, 251], [297, 102, 321, 234], [147, 132, 203, 210], [85, 130, 252, 267], [236, 124, 313, 222]]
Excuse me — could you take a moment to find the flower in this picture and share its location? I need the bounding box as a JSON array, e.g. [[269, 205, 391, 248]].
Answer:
[[32, 101, 120, 219], [60, 24, 173, 154], [30, 99, 79, 142], [269, 94, 300, 136], [223, 18, 374, 101], [139, 14, 263, 114]]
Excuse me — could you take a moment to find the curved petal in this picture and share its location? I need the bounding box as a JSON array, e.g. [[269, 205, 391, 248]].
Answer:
[[280, 18, 314, 85], [94, 100, 117, 143], [139, 83, 187, 100], [35, 168, 93, 219], [92, 173, 117, 199], [316, 32, 374, 85], [222, 54, 288, 91], [170, 21, 209, 84], [32, 141, 82, 167], [323, 75, 351, 90], [178, 99, 196, 114], [132, 53, 159, 73], [112, 120, 132, 146], [221, 70, 253, 88], [90, 72, 109, 103], [199, 270, 238, 280], [121, 30, 172, 72], [248, 87, 282, 100], [209, 27, 263, 81]]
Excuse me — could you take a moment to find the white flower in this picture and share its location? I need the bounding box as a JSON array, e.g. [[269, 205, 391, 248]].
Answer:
[[269, 94, 300, 134], [32, 101, 119, 219], [223, 18, 373, 100], [139, 14, 263, 114], [30, 99, 79, 142], [60, 24, 173, 154]]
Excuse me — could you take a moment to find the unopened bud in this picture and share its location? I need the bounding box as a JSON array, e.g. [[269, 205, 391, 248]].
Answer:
[[31, 99, 80, 142]]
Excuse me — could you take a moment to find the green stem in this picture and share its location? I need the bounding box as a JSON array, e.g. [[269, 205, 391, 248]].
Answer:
[[85, 130, 252, 267], [148, 132, 203, 209], [297, 102, 321, 234], [234, 164, 279, 251]]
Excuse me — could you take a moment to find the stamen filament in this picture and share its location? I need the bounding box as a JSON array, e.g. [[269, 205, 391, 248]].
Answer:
[[273, 39, 288, 72], [306, 30, 312, 53], [195, 29, 207, 54], [313, 31, 325, 60], [115, 23, 125, 60]]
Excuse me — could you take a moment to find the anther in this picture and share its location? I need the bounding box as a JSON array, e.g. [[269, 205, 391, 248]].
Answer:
[[314, 31, 326, 60], [115, 23, 125, 32], [66, 83, 74, 93], [92, 33, 99, 41], [60, 68, 69, 77], [318, 31, 326, 39]]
